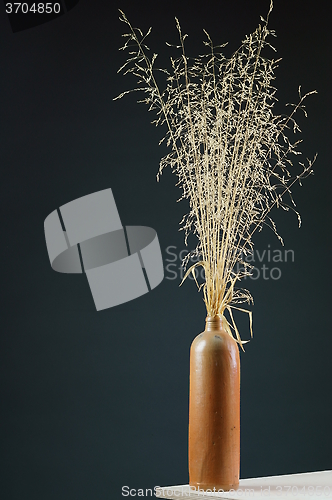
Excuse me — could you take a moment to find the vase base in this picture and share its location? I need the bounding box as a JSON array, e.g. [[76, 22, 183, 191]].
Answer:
[[189, 481, 239, 492]]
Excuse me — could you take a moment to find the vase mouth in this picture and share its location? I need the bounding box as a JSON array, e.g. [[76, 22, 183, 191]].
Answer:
[[206, 315, 222, 321], [205, 315, 224, 330]]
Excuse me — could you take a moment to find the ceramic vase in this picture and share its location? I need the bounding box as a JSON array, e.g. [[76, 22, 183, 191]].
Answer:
[[188, 315, 240, 491]]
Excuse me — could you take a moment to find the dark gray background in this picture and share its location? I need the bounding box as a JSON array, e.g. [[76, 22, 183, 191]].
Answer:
[[0, 0, 331, 498]]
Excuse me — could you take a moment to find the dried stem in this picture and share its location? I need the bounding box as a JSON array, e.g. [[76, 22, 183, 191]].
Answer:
[[115, 2, 316, 347]]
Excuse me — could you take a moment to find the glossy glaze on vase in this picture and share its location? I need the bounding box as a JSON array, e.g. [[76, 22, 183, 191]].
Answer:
[[188, 316, 240, 491]]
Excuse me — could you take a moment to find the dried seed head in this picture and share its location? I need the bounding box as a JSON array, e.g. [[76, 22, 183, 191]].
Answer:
[[116, 5, 316, 345]]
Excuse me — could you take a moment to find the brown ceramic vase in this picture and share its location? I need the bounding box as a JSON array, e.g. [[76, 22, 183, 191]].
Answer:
[[188, 315, 240, 492]]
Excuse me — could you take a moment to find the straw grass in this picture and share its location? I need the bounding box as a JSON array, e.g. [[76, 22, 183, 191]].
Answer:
[[115, 1, 316, 346]]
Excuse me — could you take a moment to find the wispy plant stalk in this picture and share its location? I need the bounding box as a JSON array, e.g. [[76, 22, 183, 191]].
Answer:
[[115, 1, 316, 347]]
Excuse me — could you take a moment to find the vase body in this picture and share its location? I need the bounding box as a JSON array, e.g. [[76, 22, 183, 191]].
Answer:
[[188, 316, 240, 491]]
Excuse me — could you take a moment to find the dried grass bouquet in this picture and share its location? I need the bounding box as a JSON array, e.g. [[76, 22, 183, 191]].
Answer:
[[115, 1, 316, 347]]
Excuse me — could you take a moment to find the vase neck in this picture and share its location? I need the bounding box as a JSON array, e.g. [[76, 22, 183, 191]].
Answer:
[[205, 316, 224, 331]]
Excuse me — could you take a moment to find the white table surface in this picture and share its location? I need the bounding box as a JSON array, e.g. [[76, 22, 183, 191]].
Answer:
[[156, 470, 332, 499]]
